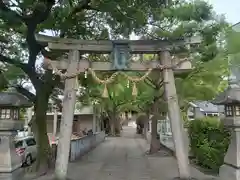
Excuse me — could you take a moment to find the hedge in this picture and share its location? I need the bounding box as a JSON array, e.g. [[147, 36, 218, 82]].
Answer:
[[188, 117, 231, 172]]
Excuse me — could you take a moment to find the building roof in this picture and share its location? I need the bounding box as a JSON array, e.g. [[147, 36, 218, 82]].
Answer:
[[0, 92, 33, 107], [190, 101, 224, 113], [232, 22, 240, 32], [212, 87, 240, 105], [232, 22, 240, 27]]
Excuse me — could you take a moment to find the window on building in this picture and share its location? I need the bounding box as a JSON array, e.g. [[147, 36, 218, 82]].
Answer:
[[189, 107, 194, 112], [13, 109, 18, 119], [188, 115, 194, 119], [235, 106, 240, 116], [226, 106, 233, 116], [73, 116, 78, 121], [160, 112, 166, 117], [0, 109, 11, 119]]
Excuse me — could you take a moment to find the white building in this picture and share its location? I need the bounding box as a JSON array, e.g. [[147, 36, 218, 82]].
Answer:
[[157, 101, 224, 136]]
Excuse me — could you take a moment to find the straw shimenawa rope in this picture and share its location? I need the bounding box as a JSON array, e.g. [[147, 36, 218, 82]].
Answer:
[[88, 68, 120, 98], [88, 68, 153, 97], [121, 68, 153, 96], [43, 57, 189, 98]]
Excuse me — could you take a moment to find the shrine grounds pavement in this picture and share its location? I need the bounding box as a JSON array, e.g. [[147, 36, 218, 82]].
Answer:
[[27, 126, 217, 180]]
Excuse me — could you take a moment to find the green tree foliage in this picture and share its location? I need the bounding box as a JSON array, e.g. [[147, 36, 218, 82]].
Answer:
[[79, 72, 136, 135], [0, 71, 7, 90], [176, 54, 229, 107], [225, 30, 240, 77], [143, 1, 229, 109], [128, 1, 229, 154], [76, 0, 230, 152], [144, 0, 228, 61], [226, 31, 240, 55]]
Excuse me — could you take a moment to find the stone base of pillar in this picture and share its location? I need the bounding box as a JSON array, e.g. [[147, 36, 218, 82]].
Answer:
[[219, 164, 240, 180], [0, 131, 24, 180], [0, 168, 23, 180]]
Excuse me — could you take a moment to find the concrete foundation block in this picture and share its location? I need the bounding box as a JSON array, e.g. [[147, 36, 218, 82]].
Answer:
[[219, 164, 240, 180], [0, 167, 23, 180]]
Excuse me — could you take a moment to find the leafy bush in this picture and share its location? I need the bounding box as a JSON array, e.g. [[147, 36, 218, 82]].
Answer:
[[181, 111, 190, 127], [188, 117, 231, 172]]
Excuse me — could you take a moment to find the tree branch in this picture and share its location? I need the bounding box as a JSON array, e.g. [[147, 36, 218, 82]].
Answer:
[[60, 0, 98, 37], [115, 101, 130, 108], [14, 85, 36, 102], [0, 1, 26, 22], [136, 72, 156, 89], [137, 105, 144, 112], [69, 0, 97, 15], [0, 54, 49, 92], [0, 1, 54, 81], [156, 79, 164, 89], [145, 76, 158, 88], [0, 54, 28, 72], [25, 0, 55, 25], [107, 90, 117, 108], [25, 1, 56, 68]]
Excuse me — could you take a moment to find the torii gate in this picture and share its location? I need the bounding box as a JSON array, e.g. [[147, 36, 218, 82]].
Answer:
[[36, 34, 200, 180]]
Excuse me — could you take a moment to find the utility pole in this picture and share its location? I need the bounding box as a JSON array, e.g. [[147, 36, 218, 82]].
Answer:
[[160, 50, 190, 179], [55, 50, 79, 180]]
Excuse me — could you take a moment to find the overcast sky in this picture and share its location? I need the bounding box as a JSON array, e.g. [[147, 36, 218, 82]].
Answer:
[[208, 0, 239, 24]]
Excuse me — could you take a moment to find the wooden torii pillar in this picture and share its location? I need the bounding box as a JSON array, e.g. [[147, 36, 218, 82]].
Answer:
[[36, 34, 199, 180]]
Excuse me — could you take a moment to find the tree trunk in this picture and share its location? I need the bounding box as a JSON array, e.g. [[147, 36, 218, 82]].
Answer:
[[149, 115, 161, 154], [149, 101, 161, 154], [143, 120, 148, 139], [114, 116, 121, 136], [109, 118, 115, 136], [108, 109, 120, 136], [31, 91, 52, 174], [143, 112, 150, 139]]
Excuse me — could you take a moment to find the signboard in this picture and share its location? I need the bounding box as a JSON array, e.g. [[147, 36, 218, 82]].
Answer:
[[112, 42, 130, 70]]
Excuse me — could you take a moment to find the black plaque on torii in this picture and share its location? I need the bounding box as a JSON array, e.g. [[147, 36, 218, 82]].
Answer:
[[112, 42, 130, 70]]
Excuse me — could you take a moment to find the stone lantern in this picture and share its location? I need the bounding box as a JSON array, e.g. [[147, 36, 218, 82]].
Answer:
[[0, 92, 32, 180], [212, 86, 240, 180]]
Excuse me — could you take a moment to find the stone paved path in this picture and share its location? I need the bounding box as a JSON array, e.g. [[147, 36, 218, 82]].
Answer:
[[33, 126, 217, 180]]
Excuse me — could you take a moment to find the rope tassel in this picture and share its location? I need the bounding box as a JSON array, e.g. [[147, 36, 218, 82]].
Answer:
[[132, 82, 138, 96], [102, 84, 109, 98]]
